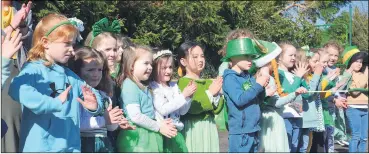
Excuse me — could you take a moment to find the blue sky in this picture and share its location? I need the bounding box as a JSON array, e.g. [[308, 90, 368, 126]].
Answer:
[[316, 1, 368, 25]]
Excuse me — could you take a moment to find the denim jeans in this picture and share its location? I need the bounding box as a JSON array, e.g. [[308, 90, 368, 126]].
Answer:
[[298, 128, 310, 152], [284, 118, 302, 152], [325, 125, 335, 153], [346, 107, 368, 153], [229, 132, 259, 153]]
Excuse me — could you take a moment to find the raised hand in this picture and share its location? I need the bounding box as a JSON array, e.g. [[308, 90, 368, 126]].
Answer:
[[1, 29, 23, 59], [77, 85, 98, 111], [182, 80, 197, 98], [104, 103, 123, 125], [58, 85, 72, 104], [314, 63, 324, 75], [208, 76, 223, 96], [256, 74, 270, 87], [265, 86, 277, 97], [159, 119, 177, 138], [292, 62, 310, 78]]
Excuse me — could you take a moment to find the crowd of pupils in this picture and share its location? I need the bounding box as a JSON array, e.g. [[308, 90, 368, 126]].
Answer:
[[1, 1, 368, 153]]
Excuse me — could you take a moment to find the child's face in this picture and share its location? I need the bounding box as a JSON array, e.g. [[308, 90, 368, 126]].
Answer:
[[44, 37, 75, 64], [350, 59, 363, 72], [96, 36, 117, 68], [232, 55, 253, 71], [182, 46, 205, 75], [309, 53, 320, 71], [80, 58, 103, 88], [319, 53, 330, 68], [280, 45, 297, 69], [133, 50, 153, 81], [157, 57, 173, 83], [326, 47, 339, 67], [116, 39, 124, 62]]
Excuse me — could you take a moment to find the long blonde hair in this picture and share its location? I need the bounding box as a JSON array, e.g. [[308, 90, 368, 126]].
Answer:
[[27, 13, 78, 66]]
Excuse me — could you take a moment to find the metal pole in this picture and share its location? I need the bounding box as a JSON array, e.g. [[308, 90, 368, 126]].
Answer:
[[349, 1, 353, 46]]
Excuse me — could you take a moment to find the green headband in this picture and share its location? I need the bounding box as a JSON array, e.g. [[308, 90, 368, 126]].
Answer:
[[89, 18, 121, 47], [45, 20, 77, 37], [301, 45, 314, 57]]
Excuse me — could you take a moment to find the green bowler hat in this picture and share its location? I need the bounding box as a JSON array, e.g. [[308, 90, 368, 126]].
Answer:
[[221, 38, 260, 62]]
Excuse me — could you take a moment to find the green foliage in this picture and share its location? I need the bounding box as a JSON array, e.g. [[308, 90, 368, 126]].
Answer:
[[31, 1, 355, 78]]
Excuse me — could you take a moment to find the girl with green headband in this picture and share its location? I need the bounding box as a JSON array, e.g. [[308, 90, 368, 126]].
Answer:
[[84, 18, 121, 76], [8, 13, 104, 152]]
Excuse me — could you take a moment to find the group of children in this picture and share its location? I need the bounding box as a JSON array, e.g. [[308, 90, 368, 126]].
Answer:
[[1, 11, 368, 153]]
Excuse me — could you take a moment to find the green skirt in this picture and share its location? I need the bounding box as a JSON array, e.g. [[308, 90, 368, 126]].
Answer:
[[163, 132, 188, 153], [116, 125, 163, 152], [81, 136, 114, 153], [182, 116, 219, 152]]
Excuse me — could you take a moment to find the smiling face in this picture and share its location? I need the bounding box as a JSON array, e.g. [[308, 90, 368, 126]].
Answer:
[[326, 46, 340, 67], [319, 53, 330, 68], [180, 46, 205, 75], [80, 58, 103, 88], [133, 50, 153, 81], [308, 53, 320, 71], [279, 45, 297, 69], [44, 37, 76, 64], [155, 56, 173, 84], [95, 36, 117, 69]]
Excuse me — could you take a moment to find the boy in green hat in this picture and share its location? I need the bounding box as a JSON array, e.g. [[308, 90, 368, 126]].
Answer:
[[222, 38, 269, 152]]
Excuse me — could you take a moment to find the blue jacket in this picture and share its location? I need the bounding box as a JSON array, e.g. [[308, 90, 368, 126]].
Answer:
[[222, 69, 265, 134], [8, 60, 103, 152]]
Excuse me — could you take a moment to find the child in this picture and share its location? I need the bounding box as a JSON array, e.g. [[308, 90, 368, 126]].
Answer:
[[115, 45, 177, 152], [221, 38, 267, 152], [252, 40, 308, 152], [340, 46, 368, 152], [8, 13, 104, 152], [1, 28, 23, 139], [177, 41, 224, 152], [112, 34, 134, 79], [276, 42, 309, 152], [323, 41, 349, 146], [84, 17, 120, 75], [68, 46, 130, 152], [149, 49, 196, 152]]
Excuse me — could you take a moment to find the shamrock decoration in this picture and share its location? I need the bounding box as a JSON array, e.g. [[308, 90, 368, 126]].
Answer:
[[243, 81, 252, 90]]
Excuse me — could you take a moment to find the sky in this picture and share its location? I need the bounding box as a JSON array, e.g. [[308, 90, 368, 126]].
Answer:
[[316, 1, 369, 25]]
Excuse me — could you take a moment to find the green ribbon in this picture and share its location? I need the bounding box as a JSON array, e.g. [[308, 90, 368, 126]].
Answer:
[[301, 45, 314, 57], [89, 17, 121, 47], [45, 21, 77, 37]]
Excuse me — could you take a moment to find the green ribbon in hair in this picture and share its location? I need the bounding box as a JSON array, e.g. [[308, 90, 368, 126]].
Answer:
[[89, 17, 121, 47], [301, 45, 314, 57]]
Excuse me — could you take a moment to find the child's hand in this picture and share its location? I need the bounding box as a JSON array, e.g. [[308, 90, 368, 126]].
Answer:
[[104, 103, 123, 125], [159, 119, 177, 138], [256, 74, 270, 87], [58, 85, 72, 104], [292, 62, 310, 78], [182, 80, 197, 98], [208, 76, 223, 96], [334, 78, 348, 90], [265, 86, 276, 97], [1, 29, 23, 59], [334, 97, 348, 109], [314, 63, 324, 75], [294, 87, 308, 95], [10, 2, 32, 29], [77, 86, 98, 111], [119, 118, 136, 130]]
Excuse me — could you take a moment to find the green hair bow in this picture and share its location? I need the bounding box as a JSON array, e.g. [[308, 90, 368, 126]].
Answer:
[[301, 45, 314, 57], [89, 17, 121, 47]]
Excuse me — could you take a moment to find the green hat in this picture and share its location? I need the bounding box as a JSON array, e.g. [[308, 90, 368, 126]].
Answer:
[[252, 40, 282, 68], [341, 46, 360, 68], [221, 38, 260, 62]]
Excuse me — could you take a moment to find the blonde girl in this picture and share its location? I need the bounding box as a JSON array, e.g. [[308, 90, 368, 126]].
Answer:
[[115, 45, 177, 152], [8, 13, 104, 152]]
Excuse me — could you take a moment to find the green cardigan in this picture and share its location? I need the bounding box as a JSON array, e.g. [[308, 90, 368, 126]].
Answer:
[[177, 77, 224, 120]]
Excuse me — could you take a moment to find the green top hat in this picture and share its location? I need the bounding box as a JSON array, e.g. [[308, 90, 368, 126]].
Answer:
[[341, 46, 360, 68], [221, 38, 260, 62]]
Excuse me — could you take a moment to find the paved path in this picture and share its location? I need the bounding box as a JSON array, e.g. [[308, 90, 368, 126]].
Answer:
[[218, 130, 353, 153]]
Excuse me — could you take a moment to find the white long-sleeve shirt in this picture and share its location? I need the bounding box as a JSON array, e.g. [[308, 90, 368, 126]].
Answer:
[[80, 91, 118, 137], [150, 81, 192, 131]]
